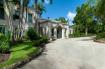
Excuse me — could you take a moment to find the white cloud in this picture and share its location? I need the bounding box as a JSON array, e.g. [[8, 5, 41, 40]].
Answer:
[[67, 11, 76, 25]]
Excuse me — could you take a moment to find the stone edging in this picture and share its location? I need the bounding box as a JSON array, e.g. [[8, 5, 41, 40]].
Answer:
[[1, 48, 43, 69]]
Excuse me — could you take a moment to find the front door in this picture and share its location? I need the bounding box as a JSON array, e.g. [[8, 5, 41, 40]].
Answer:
[[57, 26, 62, 38]]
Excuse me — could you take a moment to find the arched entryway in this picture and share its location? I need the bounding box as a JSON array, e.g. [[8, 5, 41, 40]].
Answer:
[[57, 26, 62, 38]]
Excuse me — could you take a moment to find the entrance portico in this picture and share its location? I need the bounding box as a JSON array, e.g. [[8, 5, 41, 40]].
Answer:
[[39, 19, 70, 39]]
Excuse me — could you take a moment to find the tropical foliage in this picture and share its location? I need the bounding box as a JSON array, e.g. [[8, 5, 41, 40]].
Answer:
[[73, 3, 96, 36], [55, 17, 68, 24]]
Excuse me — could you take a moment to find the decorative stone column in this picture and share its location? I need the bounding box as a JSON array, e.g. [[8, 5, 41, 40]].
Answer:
[[48, 27, 52, 38], [54, 28, 57, 39], [62, 28, 65, 39], [66, 26, 70, 38]]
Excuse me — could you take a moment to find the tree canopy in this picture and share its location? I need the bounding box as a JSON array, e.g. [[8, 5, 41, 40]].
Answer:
[[55, 17, 68, 24]]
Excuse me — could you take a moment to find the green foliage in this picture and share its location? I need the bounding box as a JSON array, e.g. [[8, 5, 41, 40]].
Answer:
[[0, 42, 10, 53], [55, 17, 68, 24], [95, 0, 105, 23], [96, 32, 105, 39], [0, 33, 10, 53], [74, 3, 96, 36], [41, 36, 49, 43], [32, 36, 49, 47], [0, 43, 39, 68], [27, 27, 40, 41]]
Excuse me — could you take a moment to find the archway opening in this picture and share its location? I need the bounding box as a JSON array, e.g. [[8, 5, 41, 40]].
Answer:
[[57, 26, 62, 38]]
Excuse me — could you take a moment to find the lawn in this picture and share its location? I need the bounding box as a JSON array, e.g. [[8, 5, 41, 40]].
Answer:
[[0, 43, 39, 68]]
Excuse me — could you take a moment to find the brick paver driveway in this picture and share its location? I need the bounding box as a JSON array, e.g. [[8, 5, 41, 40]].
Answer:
[[19, 37, 105, 69]]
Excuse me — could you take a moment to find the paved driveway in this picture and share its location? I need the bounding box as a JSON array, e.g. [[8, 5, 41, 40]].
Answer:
[[19, 37, 105, 69]]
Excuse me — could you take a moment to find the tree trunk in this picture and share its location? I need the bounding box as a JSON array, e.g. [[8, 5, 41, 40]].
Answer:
[[4, 0, 14, 40], [34, 4, 39, 34], [85, 27, 88, 36]]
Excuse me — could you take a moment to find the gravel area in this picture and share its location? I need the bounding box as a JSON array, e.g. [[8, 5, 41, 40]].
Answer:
[[19, 37, 105, 69]]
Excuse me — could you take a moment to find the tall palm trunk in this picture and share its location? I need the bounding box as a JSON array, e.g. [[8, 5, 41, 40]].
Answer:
[[4, 0, 14, 39], [85, 27, 88, 36]]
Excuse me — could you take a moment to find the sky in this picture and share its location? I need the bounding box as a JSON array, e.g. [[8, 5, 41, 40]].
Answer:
[[28, 0, 86, 25]]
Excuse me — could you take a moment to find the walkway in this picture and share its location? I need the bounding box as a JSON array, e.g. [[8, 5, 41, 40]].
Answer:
[[19, 37, 105, 69]]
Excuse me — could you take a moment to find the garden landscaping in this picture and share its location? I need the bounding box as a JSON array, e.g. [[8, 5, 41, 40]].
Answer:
[[0, 28, 49, 69], [0, 43, 40, 69]]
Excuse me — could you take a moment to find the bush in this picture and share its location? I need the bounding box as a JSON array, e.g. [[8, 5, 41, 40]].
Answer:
[[33, 40, 40, 47], [27, 27, 40, 41], [41, 36, 49, 43], [0, 33, 10, 53], [32, 36, 49, 47], [96, 32, 105, 39], [0, 42, 10, 53]]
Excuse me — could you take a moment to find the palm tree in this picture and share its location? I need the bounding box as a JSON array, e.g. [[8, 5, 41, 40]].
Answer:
[[4, 0, 29, 41], [55, 17, 68, 24], [35, 3, 46, 34], [34, 0, 52, 34], [4, 0, 15, 40]]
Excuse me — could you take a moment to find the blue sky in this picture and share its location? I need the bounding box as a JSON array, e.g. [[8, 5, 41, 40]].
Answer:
[[29, 0, 86, 25]]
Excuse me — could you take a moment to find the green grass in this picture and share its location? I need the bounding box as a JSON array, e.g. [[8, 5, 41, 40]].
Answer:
[[0, 43, 39, 68]]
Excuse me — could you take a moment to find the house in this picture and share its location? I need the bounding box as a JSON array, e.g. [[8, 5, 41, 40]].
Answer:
[[0, 1, 70, 39], [0, 0, 7, 34], [39, 19, 70, 39]]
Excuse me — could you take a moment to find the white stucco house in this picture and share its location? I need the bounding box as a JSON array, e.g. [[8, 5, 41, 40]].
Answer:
[[0, 1, 70, 39], [39, 19, 70, 39]]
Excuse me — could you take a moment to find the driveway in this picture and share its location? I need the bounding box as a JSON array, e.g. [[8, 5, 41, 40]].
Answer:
[[19, 37, 105, 69]]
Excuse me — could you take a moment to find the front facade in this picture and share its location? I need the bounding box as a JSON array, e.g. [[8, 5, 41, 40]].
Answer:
[[0, 1, 70, 39], [39, 19, 70, 39]]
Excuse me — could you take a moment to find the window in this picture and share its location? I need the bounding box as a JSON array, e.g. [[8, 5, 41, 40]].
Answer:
[[13, 10, 20, 20], [28, 13, 32, 23], [0, 26, 5, 34], [0, 4, 4, 19]]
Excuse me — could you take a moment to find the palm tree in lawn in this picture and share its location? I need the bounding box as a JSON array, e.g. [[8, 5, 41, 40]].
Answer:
[[35, 3, 46, 34], [18, 0, 29, 40], [4, 0, 29, 41], [3, 0, 16, 40], [11, 0, 30, 40], [34, 0, 52, 34]]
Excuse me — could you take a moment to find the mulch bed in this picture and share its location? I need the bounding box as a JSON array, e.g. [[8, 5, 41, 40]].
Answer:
[[94, 39, 105, 43], [0, 53, 10, 63]]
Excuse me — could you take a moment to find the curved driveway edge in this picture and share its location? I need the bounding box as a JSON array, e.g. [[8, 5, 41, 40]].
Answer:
[[19, 37, 105, 69]]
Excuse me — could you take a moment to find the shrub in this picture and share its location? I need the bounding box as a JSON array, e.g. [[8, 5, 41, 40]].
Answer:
[[0, 42, 10, 53], [41, 36, 49, 43], [96, 32, 105, 39], [32, 40, 40, 47], [27, 27, 40, 41], [32, 36, 49, 47], [0, 33, 10, 53]]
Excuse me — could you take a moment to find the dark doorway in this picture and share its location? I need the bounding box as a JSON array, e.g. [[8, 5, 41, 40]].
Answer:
[[57, 26, 62, 38]]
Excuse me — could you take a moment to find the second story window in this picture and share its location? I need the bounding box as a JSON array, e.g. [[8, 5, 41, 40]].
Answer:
[[28, 13, 32, 23], [0, 3, 4, 19], [13, 10, 20, 20]]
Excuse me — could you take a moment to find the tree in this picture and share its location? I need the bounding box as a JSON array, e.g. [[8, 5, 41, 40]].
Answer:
[[74, 3, 95, 36], [55, 17, 68, 24], [4, 0, 30, 41], [34, 0, 52, 34]]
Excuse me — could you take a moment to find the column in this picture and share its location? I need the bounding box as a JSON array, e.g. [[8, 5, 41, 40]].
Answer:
[[62, 28, 65, 39], [66, 26, 70, 38], [48, 27, 52, 38], [54, 28, 57, 39]]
